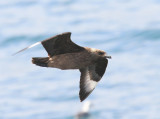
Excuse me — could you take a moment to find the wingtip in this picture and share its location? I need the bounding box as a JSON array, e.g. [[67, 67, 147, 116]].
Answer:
[[62, 32, 71, 35], [80, 99, 84, 102], [12, 47, 28, 56], [79, 94, 84, 102], [12, 53, 19, 56], [12, 53, 16, 56], [61, 32, 72, 37], [79, 91, 90, 102], [80, 97, 84, 102], [12, 41, 41, 56]]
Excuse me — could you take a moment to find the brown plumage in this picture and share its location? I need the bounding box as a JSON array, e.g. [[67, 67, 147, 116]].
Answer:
[[14, 32, 111, 102]]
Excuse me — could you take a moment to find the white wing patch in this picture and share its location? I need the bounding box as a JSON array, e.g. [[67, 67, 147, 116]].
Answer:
[[83, 70, 97, 93], [79, 67, 101, 102]]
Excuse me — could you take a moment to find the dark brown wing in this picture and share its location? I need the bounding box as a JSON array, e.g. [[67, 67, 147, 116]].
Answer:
[[41, 32, 84, 57], [13, 32, 84, 56], [79, 58, 108, 102]]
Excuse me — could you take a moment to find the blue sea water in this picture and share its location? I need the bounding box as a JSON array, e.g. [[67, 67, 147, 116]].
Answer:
[[0, 0, 160, 119]]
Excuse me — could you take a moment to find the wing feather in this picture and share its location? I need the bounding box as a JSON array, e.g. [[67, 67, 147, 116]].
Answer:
[[79, 58, 108, 102], [41, 32, 84, 57], [13, 32, 84, 56]]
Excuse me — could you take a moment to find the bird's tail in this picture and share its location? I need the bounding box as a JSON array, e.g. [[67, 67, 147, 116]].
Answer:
[[32, 57, 49, 67]]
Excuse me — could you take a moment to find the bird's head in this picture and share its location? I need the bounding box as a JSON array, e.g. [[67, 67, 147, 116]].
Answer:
[[96, 50, 112, 59], [89, 48, 112, 59]]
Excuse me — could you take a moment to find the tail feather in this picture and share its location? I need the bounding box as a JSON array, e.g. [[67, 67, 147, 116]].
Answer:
[[32, 57, 49, 67]]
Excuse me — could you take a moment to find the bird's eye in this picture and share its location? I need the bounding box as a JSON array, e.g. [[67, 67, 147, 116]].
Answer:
[[98, 52, 104, 55]]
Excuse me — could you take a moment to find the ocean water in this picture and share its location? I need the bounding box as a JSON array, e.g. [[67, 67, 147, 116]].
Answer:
[[0, 0, 160, 119]]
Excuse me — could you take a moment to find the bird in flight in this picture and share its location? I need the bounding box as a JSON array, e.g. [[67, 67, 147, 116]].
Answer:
[[14, 32, 111, 102]]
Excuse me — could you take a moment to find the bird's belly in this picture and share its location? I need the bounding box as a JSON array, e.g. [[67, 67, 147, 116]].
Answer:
[[48, 52, 94, 70]]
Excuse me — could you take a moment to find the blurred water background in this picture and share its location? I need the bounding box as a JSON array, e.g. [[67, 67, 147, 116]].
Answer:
[[0, 0, 160, 119]]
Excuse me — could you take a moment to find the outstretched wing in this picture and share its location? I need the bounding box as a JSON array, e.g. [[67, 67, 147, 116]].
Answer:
[[79, 58, 108, 102], [13, 32, 84, 56], [41, 32, 84, 57]]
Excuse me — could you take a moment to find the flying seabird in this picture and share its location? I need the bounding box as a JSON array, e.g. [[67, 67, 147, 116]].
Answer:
[[14, 32, 111, 102]]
